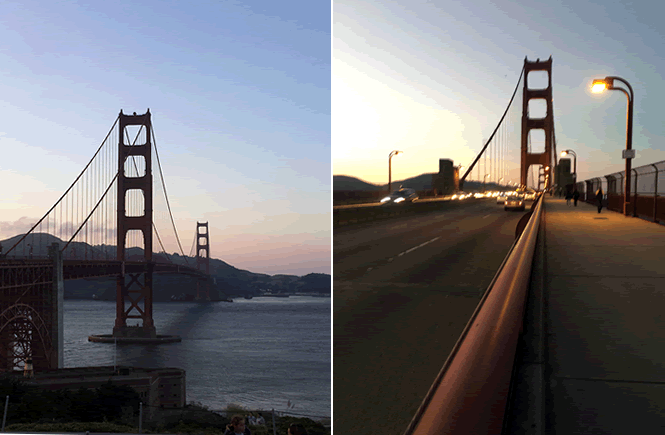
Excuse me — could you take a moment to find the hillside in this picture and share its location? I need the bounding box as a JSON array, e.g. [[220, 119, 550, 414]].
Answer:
[[333, 173, 511, 193], [391, 173, 436, 191], [0, 234, 331, 301], [333, 175, 383, 191]]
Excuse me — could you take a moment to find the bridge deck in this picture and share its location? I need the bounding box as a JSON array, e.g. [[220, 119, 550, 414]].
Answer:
[[508, 196, 665, 434]]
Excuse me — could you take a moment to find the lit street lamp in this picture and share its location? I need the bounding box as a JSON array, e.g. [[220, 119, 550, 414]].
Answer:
[[388, 150, 402, 194], [560, 149, 577, 184], [591, 76, 634, 216]]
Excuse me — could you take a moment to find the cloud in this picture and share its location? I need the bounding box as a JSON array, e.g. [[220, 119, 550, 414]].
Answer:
[[0, 217, 37, 239]]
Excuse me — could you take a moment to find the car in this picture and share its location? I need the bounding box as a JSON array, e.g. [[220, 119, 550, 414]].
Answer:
[[496, 194, 508, 204], [380, 188, 418, 204], [504, 195, 526, 211], [524, 192, 536, 201]]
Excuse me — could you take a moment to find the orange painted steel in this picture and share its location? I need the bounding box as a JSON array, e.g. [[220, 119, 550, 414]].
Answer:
[[404, 194, 543, 435]]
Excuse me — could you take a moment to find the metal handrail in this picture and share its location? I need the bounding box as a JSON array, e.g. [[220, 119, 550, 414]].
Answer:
[[403, 194, 544, 435]]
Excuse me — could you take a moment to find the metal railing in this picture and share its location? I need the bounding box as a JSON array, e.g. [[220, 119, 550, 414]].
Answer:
[[403, 194, 544, 435], [575, 160, 665, 222]]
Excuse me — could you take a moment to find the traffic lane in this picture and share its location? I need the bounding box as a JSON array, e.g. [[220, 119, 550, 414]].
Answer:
[[334, 208, 526, 434], [333, 195, 453, 209], [334, 209, 523, 354], [334, 200, 520, 282], [334, 200, 494, 253]]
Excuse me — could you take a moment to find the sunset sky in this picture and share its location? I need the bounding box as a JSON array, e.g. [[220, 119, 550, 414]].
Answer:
[[0, 0, 330, 276], [333, 0, 665, 189]]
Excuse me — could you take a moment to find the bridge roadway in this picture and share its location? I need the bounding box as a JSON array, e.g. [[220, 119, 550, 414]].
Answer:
[[0, 258, 206, 281], [333, 198, 530, 434], [506, 197, 665, 434]]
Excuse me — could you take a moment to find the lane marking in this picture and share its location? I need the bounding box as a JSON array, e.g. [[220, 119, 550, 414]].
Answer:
[[397, 236, 440, 257], [483, 214, 491, 219]]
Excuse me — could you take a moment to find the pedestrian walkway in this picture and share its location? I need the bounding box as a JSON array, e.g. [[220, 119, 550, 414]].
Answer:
[[536, 196, 665, 433]]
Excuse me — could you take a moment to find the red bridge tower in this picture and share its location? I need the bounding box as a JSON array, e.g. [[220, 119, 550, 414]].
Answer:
[[195, 222, 211, 301]]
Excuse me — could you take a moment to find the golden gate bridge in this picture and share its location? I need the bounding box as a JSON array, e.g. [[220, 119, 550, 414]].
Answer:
[[0, 110, 213, 373]]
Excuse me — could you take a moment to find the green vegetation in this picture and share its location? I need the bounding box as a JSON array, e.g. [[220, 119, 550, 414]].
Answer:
[[5, 421, 138, 433], [0, 376, 330, 435], [0, 375, 141, 425]]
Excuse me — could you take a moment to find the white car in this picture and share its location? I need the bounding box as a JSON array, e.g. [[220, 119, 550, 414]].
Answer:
[[496, 195, 507, 204], [380, 188, 418, 204], [504, 195, 526, 211]]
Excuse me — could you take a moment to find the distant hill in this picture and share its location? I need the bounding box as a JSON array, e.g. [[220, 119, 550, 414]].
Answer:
[[391, 173, 436, 191], [0, 234, 330, 301], [333, 175, 383, 191], [333, 173, 513, 193]]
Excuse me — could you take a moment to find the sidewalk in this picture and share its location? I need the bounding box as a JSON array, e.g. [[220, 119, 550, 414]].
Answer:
[[540, 196, 665, 433]]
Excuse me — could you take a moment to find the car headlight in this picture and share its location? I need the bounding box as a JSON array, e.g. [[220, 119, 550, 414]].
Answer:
[[381, 197, 391, 202], [394, 197, 405, 203]]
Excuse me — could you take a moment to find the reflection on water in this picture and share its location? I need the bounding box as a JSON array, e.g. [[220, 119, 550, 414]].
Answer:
[[64, 297, 330, 417]]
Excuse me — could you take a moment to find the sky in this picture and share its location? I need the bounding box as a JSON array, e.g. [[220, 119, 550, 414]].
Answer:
[[0, 0, 330, 276], [333, 0, 665, 190]]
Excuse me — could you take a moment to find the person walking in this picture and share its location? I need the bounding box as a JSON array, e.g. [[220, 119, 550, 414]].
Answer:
[[596, 188, 604, 213], [225, 415, 251, 435], [573, 189, 580, 207], [565, 191, 572, 206]]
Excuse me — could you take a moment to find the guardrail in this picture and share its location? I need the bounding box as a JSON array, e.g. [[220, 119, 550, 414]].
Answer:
[[403, 193, 544, 435]]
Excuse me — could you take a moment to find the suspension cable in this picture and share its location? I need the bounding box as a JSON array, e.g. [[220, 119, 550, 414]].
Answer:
[[189, 232, 196, 258], [150, 123, 189, 266], [6, 116, 120, 255], [63, 121, 143, 253], [460, 65, 525, 184], [62, 172, 118, 252]]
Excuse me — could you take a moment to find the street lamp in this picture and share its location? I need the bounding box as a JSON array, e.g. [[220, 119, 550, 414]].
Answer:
[[560, 149, 577, 184], [484, 174, 490, 193], [388, 150, 402, 194], [591, 76, 634, 216]]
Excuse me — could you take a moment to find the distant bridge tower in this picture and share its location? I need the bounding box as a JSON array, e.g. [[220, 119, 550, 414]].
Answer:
[[114, 110, 156, 338], [195, 222, 211, 301], [521, 57, 555, 190]]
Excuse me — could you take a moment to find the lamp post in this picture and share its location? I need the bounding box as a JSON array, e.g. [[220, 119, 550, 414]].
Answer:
[[484, 174, 490, 193], [591, 76, 634, 216], [560, 149, 577, 185], [388, 150, 402, 194]]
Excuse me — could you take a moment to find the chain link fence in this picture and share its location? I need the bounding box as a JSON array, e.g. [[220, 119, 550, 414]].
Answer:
[[575, 160, 665, 222]]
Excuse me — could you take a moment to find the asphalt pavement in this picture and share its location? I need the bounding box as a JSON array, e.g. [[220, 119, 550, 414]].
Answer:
[[334, 199, 528, 434]]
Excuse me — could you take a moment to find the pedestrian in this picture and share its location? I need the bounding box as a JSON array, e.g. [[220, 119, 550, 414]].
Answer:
[[225, 415, 251, 435], [596, 188, 604, 213], [565, 191, 572, 206], [573, 189, 580, 207]]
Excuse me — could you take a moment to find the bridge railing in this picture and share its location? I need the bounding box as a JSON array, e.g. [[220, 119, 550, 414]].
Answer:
[[403, 193, 544, 435], [576, 160, 665, 222]]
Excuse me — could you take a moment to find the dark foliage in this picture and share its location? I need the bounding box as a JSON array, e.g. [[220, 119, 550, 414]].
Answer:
[[0, 377, 141, 425], [278, 416, 328, 435]]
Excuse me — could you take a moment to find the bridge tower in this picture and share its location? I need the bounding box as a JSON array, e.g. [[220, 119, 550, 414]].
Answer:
[[521, 57, 555, 190], [114, 110, 156, 339], [195, 222, 211, 301]]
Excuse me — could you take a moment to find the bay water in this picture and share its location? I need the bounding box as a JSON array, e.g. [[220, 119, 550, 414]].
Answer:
[[63, 297, 331, 419]]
